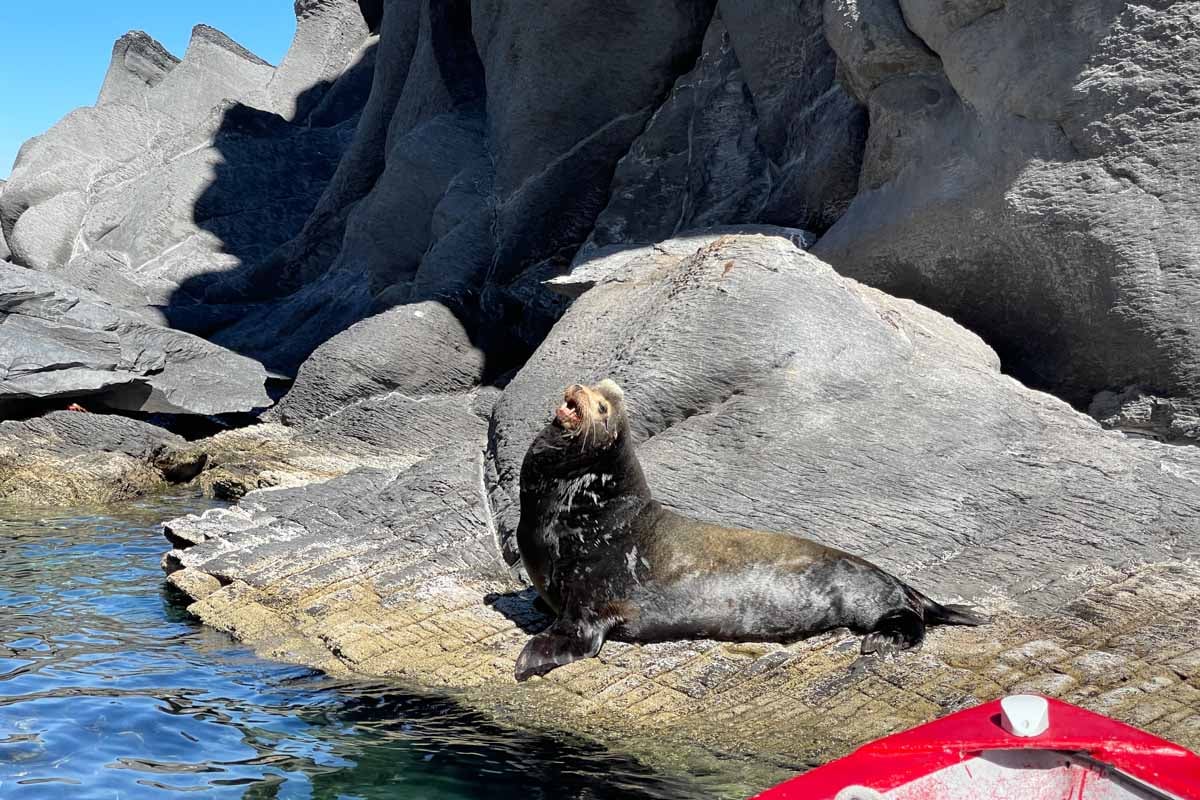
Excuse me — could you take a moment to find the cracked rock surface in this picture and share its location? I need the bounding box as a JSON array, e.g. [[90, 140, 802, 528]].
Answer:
[[4, 0, 1200, 784], [0, 265, 269, 415], [162, 234, 1200, 778]]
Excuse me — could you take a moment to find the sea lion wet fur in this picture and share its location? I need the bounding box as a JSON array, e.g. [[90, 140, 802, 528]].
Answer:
[[514, 379, 988, 682]]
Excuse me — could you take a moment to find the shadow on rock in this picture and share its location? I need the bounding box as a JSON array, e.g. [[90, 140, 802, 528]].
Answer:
[[166, 0, 526, 394], [163, 56, 374, 333], [483, 589, 552, 635], [162, 0, 827, 421]]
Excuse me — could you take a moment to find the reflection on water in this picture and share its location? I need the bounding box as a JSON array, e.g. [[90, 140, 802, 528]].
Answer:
[[0, 493, 725, 799]]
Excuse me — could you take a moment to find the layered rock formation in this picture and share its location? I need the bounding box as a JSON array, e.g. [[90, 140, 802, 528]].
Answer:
[[161, 234, 1200, 774], [0, 412, 204, 507], [4, 0, 1200, 787], [1, 0, 870, 396], [815, 0, 1200, 406], [0, 0, 371, 410], [6, 1, 1200, 413], [0, 266, 269, 415]]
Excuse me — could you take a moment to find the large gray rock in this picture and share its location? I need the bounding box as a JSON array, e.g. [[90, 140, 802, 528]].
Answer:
[[0, 5, 374, 318], [475, 0, 716, 283], [162, 234, 1200, 780], [0, 25, 275, 272], [718, 0, 868, 232], [459, 2, 863, 369], [270, 300, 486, 425], [489, 234, 1200, 608], [77, 101, 348, 305], [0, 266, 269, 415], [78, 23, 364, 310], [207, 107, 493, 372], [584, 16, 770, 251], [0, 412, 202, 506], [206, 0, 422, 306], [814, 0, 1200, 405], [199, 0, 491, 372]]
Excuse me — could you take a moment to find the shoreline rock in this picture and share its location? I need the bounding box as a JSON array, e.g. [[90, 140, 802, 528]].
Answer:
[[158, 233, 1200, 773], [0, 265, 271, 416], [0, 412, 203, 507]]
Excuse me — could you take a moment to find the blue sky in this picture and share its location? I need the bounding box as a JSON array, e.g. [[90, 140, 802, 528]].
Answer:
[[0, 3, 298, 179]]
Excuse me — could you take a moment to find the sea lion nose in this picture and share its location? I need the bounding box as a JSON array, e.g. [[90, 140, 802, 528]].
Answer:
[[566, 384, 584, 399]]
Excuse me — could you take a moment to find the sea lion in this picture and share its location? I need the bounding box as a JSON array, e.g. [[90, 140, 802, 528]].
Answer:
[[513, 379, 987, 681]]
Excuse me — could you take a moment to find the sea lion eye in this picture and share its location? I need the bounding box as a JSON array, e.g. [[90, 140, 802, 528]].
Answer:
[[599, 402, 608, 414]]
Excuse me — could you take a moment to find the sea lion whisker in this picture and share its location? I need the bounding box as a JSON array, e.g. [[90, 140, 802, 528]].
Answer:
[[581, 414, 595, 451]]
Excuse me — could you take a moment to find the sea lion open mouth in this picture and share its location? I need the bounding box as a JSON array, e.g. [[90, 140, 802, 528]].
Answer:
[[556, 395, 581, 428]]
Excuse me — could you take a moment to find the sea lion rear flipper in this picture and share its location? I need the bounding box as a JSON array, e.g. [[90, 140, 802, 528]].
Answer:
[[928, 602, 990, 627], [514, 618, 609, 682], [861, 609, 926, 657], [908, 587, 990, 627]]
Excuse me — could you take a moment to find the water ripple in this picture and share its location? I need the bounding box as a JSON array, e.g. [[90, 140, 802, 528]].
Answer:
[[0, 494, 730, 799]]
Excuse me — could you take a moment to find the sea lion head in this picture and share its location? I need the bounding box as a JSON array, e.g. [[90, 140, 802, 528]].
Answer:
[[553, 379, 628, 451], [525, 379, 633, 476]]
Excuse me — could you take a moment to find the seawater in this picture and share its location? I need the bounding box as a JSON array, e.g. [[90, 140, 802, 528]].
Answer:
[[0, 493, 734, 799]]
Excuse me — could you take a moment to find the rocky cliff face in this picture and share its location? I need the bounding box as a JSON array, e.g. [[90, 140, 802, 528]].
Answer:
[[817, 0, 1200, 407], [3, 0, 1200, 787], [6, 0, 1198, 414], [1, 0, 870, 399]]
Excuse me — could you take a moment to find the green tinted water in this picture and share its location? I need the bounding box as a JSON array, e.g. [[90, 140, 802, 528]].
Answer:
[[0, 493, 735, 799]]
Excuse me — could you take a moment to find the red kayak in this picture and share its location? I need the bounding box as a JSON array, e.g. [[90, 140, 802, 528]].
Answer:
[[755, 694, 1200, 800]]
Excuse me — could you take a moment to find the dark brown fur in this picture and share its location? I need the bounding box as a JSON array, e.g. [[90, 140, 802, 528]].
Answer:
[[514, 380, 987, 681]]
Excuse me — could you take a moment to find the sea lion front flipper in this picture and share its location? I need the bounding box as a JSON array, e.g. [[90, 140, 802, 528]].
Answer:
[[860, 609, 926, 658], [514, 617, 608, 682]]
